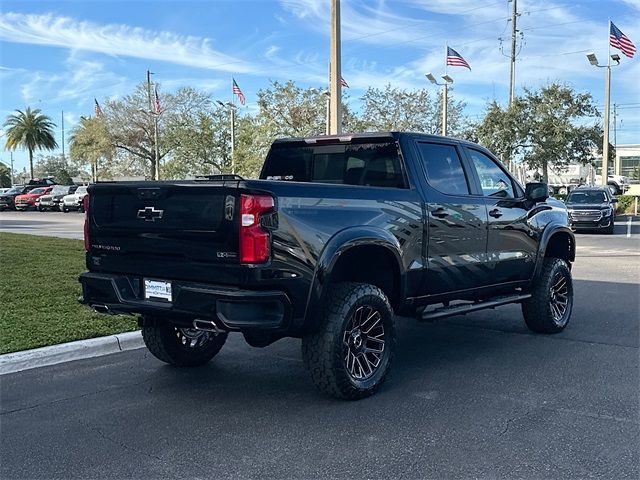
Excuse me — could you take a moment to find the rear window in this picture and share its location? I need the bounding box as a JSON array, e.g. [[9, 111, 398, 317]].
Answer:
[[261, 141, 407, 188]]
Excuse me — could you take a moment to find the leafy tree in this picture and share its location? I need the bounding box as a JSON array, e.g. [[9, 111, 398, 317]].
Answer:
[[69, 116, 113, 181], [162, 95, 231, 178], [0, 163, 11, 187], [3, 107, 58, 180], [476, 84, 601, 183], [102, 85, 218, 180], [359, 84, 467, 135], [33, 154, 82, 185]]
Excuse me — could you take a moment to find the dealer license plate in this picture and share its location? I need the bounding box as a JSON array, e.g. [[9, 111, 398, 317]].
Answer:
[[144, 279, 172, 302]]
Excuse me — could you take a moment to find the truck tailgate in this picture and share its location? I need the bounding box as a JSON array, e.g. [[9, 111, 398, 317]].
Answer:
[[88, 183, 241, 273]]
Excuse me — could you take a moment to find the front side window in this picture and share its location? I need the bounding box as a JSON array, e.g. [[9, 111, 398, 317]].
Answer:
[[467, 149, 515, 198], [417, 142, 470, 195]]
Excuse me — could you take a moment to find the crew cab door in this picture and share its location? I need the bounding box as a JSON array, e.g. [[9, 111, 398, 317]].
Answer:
[[462, 147, 537, 283], [414, 141, 489, 295]]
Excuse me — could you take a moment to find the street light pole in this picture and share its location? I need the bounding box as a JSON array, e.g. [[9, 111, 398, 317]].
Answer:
[[425, 73, 453, 136], [586, 52, 619, 187], [441, 83, 448, 137], [602, 64, 611, 187]]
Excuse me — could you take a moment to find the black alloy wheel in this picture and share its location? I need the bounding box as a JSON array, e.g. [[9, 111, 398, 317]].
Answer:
[[342, 305, 386, 381]]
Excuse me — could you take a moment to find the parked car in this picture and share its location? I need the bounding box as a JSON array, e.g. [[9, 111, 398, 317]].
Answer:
[[61, 186, 88, 212], [0, 188, 10, 194], [0, 185, 26, 210], [38, 185, 78, 211], [0, 180, 56, 210], [80, 132, 575, 400], [14, 186, 54, 211], [565, 186, 617, 234]]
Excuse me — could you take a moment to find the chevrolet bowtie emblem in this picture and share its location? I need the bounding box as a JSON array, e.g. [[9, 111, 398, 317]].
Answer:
[[137, 206, 164, 221]]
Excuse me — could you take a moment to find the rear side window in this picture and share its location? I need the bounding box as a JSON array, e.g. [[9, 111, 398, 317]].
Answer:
[[261, 141, 406, 188], [417, 142, 470, 195]]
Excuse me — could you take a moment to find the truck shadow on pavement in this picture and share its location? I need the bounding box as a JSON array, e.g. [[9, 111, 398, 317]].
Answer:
[[143, 278, 638, 403]]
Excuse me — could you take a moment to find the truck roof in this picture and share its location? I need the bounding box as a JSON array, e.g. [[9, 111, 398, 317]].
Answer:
[[271, 131, 480, 147]]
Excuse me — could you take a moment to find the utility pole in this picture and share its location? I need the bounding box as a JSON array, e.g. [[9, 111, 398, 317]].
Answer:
[[329, 0, 342, 134], [509, 0, 518, 106], [10, 151, 14, 185], [61, 110, 65, 166]]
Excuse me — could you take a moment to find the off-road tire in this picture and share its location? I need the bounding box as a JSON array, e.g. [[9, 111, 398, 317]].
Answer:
[[302, 282, 396, 400], [142, 319, 228, 367], [522, 258, 573, 333]]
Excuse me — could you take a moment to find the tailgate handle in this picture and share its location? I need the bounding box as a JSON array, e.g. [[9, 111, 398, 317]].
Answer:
[[137, 188, 162, 200]]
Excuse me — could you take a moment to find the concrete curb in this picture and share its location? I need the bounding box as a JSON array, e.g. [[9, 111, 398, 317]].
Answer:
[[0, 331, 144, 375]]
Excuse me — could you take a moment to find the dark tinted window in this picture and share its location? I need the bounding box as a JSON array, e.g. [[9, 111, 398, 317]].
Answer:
[[566, 191, 607, 204], [261, 141, 406, 188], [467, 149, 515, 198], [417, 143, 470, 195]]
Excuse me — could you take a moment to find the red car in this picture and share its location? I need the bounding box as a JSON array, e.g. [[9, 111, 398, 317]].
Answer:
[[14, 186, 53, 211]]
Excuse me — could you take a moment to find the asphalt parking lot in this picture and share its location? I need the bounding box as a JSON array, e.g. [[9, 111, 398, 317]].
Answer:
[[1, 214, 638, 479]]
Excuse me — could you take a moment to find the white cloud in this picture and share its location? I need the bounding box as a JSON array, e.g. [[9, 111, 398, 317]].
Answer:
[[0, 12, 256, 74], [16, 51, 129, 108]]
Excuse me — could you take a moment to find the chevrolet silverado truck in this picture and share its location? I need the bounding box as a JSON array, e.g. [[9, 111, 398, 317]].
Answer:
[[79, 132, 575, 400]]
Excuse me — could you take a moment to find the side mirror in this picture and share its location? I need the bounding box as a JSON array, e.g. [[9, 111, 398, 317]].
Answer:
[[525, 182, 549, 202], [611, 197, 618, 203]]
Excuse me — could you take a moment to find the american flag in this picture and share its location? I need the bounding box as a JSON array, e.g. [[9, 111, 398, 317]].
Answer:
[[341, 76, 349, 88], [232, 78, 246, 105], [94, 98, 103, 117], [154, 86, 161, 113], [610, 22, 636, 58], [446, 46, 471, 70]]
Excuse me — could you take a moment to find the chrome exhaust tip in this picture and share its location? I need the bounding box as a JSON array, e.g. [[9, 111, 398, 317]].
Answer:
[[192, 319, 223, 335]]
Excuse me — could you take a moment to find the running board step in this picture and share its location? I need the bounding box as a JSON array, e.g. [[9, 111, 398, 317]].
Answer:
[[419, 293, 532, 322]]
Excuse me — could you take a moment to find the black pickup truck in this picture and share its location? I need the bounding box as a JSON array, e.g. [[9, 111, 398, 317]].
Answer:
[[80, 132, 575, 399]]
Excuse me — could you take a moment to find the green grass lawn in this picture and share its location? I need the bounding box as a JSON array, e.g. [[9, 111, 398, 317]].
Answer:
[[0, 232, 137, 354]]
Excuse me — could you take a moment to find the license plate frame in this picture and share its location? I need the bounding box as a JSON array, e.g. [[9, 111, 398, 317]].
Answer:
[[144, 279, 173, 302]]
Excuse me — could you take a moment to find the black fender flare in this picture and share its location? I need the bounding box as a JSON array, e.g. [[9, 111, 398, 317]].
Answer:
[[532, 224, 576, 280], [302, 226, 405, 333]]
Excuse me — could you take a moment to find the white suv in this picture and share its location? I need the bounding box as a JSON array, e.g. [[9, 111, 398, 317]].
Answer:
[[61, 186, 88, 212]]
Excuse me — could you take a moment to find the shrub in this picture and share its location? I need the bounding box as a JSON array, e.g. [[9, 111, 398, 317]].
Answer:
[[615, 195, 634, 214]]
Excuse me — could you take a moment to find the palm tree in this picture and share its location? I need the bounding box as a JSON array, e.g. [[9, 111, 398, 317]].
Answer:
[[3, 107, 58, 180]]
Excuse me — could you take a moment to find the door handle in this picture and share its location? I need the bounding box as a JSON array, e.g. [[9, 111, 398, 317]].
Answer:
[[431, 207, 449, 218], [489, 208, 503, 218]]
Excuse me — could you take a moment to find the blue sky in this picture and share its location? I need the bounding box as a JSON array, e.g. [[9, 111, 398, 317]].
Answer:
[[1, 0, 639, 174]]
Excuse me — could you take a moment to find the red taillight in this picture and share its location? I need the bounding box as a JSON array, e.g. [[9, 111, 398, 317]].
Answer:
[[83, 194, 90, 252], [239, 194, 274, 264]]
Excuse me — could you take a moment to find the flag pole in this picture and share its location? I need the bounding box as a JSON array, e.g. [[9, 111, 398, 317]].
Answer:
[[230, 77, 236, 174]]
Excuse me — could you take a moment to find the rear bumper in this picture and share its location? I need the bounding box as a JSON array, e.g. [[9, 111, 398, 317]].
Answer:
[[79, 272, 292, 331]]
